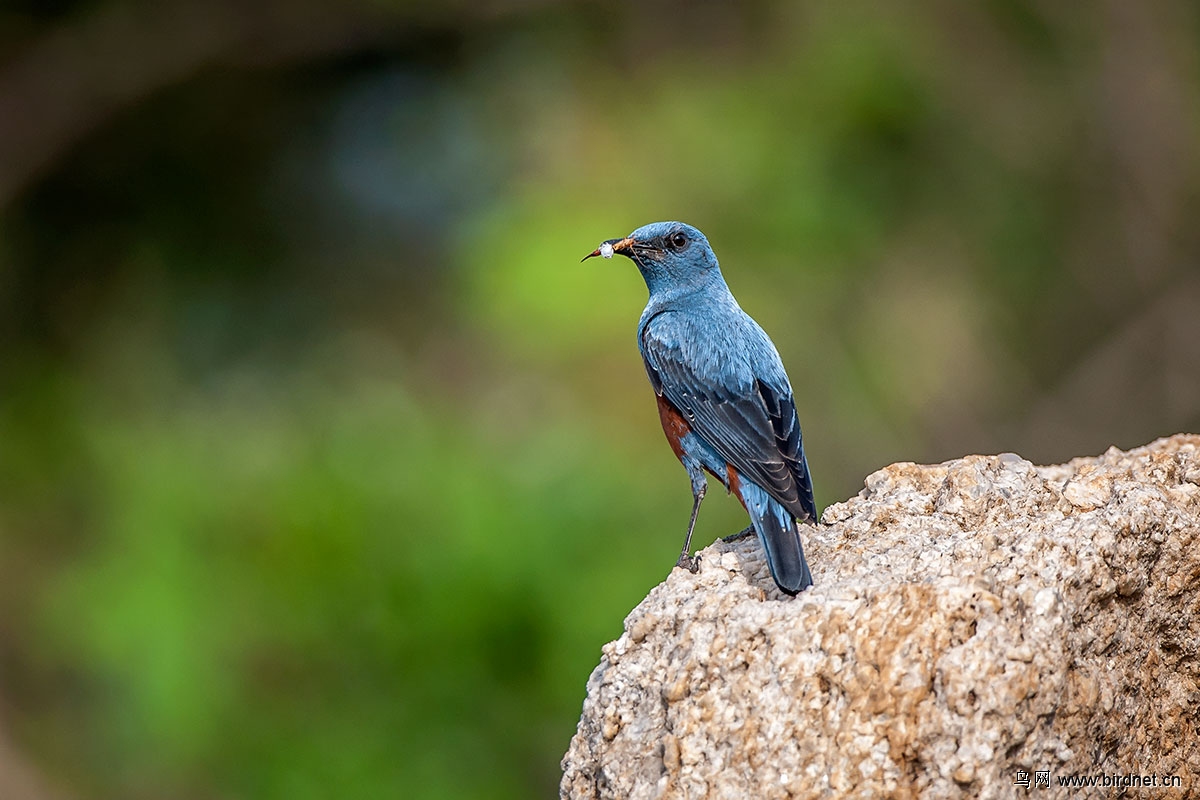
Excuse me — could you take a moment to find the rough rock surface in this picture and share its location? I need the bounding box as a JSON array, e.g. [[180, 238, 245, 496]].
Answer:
[[561, 435, 1200, 799]]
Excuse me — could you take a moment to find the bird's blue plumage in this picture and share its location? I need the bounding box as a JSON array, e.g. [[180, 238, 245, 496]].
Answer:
[[591, 221, 817, 594]]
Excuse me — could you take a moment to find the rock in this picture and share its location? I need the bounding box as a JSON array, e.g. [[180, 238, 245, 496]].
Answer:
[[560, 435, 1200, 799]]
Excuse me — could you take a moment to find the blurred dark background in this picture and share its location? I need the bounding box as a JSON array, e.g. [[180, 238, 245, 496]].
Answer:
[[0, 1, 1197, 798]]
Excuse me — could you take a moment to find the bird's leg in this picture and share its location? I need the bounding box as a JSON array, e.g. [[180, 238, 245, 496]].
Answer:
[[722, 525, 755, 543], [676, 483, 705, 573], [675, 464, 708, 574]]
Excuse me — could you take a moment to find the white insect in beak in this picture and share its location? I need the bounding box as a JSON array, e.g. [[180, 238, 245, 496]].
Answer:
[[599, 241, 614, 259]]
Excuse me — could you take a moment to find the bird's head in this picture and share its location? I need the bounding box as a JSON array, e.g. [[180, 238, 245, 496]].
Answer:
[[582, 221, 720, 295]]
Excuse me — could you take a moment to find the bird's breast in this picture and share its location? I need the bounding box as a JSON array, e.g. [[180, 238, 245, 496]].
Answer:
[[655, 393, 690, 460]]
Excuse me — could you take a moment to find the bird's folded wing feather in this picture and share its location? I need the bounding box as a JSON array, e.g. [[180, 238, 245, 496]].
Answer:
[[641, 315, 817, 522]]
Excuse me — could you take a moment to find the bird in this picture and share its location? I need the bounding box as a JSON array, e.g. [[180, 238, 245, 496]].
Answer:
[[583, 221, 817, 594]]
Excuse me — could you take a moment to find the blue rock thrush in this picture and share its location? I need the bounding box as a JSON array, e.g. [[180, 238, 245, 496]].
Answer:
[[583, 221, 817, 594]]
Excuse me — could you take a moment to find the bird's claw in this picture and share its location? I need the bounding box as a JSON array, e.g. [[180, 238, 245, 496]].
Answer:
[[722, 526, 756, 543], [675, 552, 701, 574]]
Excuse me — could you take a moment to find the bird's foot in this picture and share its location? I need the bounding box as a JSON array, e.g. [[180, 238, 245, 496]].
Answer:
[[675, 552, 701, 574], [721, 526, 755, 543]]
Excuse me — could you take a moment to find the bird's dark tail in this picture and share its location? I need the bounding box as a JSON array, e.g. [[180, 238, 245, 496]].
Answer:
[[736, 479, 813, 594]]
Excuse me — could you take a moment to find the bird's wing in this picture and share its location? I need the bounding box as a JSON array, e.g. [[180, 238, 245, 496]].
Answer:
[[640, 312, 817, 522]]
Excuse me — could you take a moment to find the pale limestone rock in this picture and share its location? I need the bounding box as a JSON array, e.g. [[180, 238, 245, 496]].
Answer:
[[561, 435, 1200, 800]]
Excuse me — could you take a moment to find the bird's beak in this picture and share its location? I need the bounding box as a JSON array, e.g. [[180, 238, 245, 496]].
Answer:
[[581, 236, 635, 262]]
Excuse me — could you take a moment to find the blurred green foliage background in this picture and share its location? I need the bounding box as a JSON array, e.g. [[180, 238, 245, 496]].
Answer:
[[0, 1, 1198, 798]]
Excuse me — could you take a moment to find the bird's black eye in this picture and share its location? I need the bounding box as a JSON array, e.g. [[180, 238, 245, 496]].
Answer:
[[669, 232, 688, 251]]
